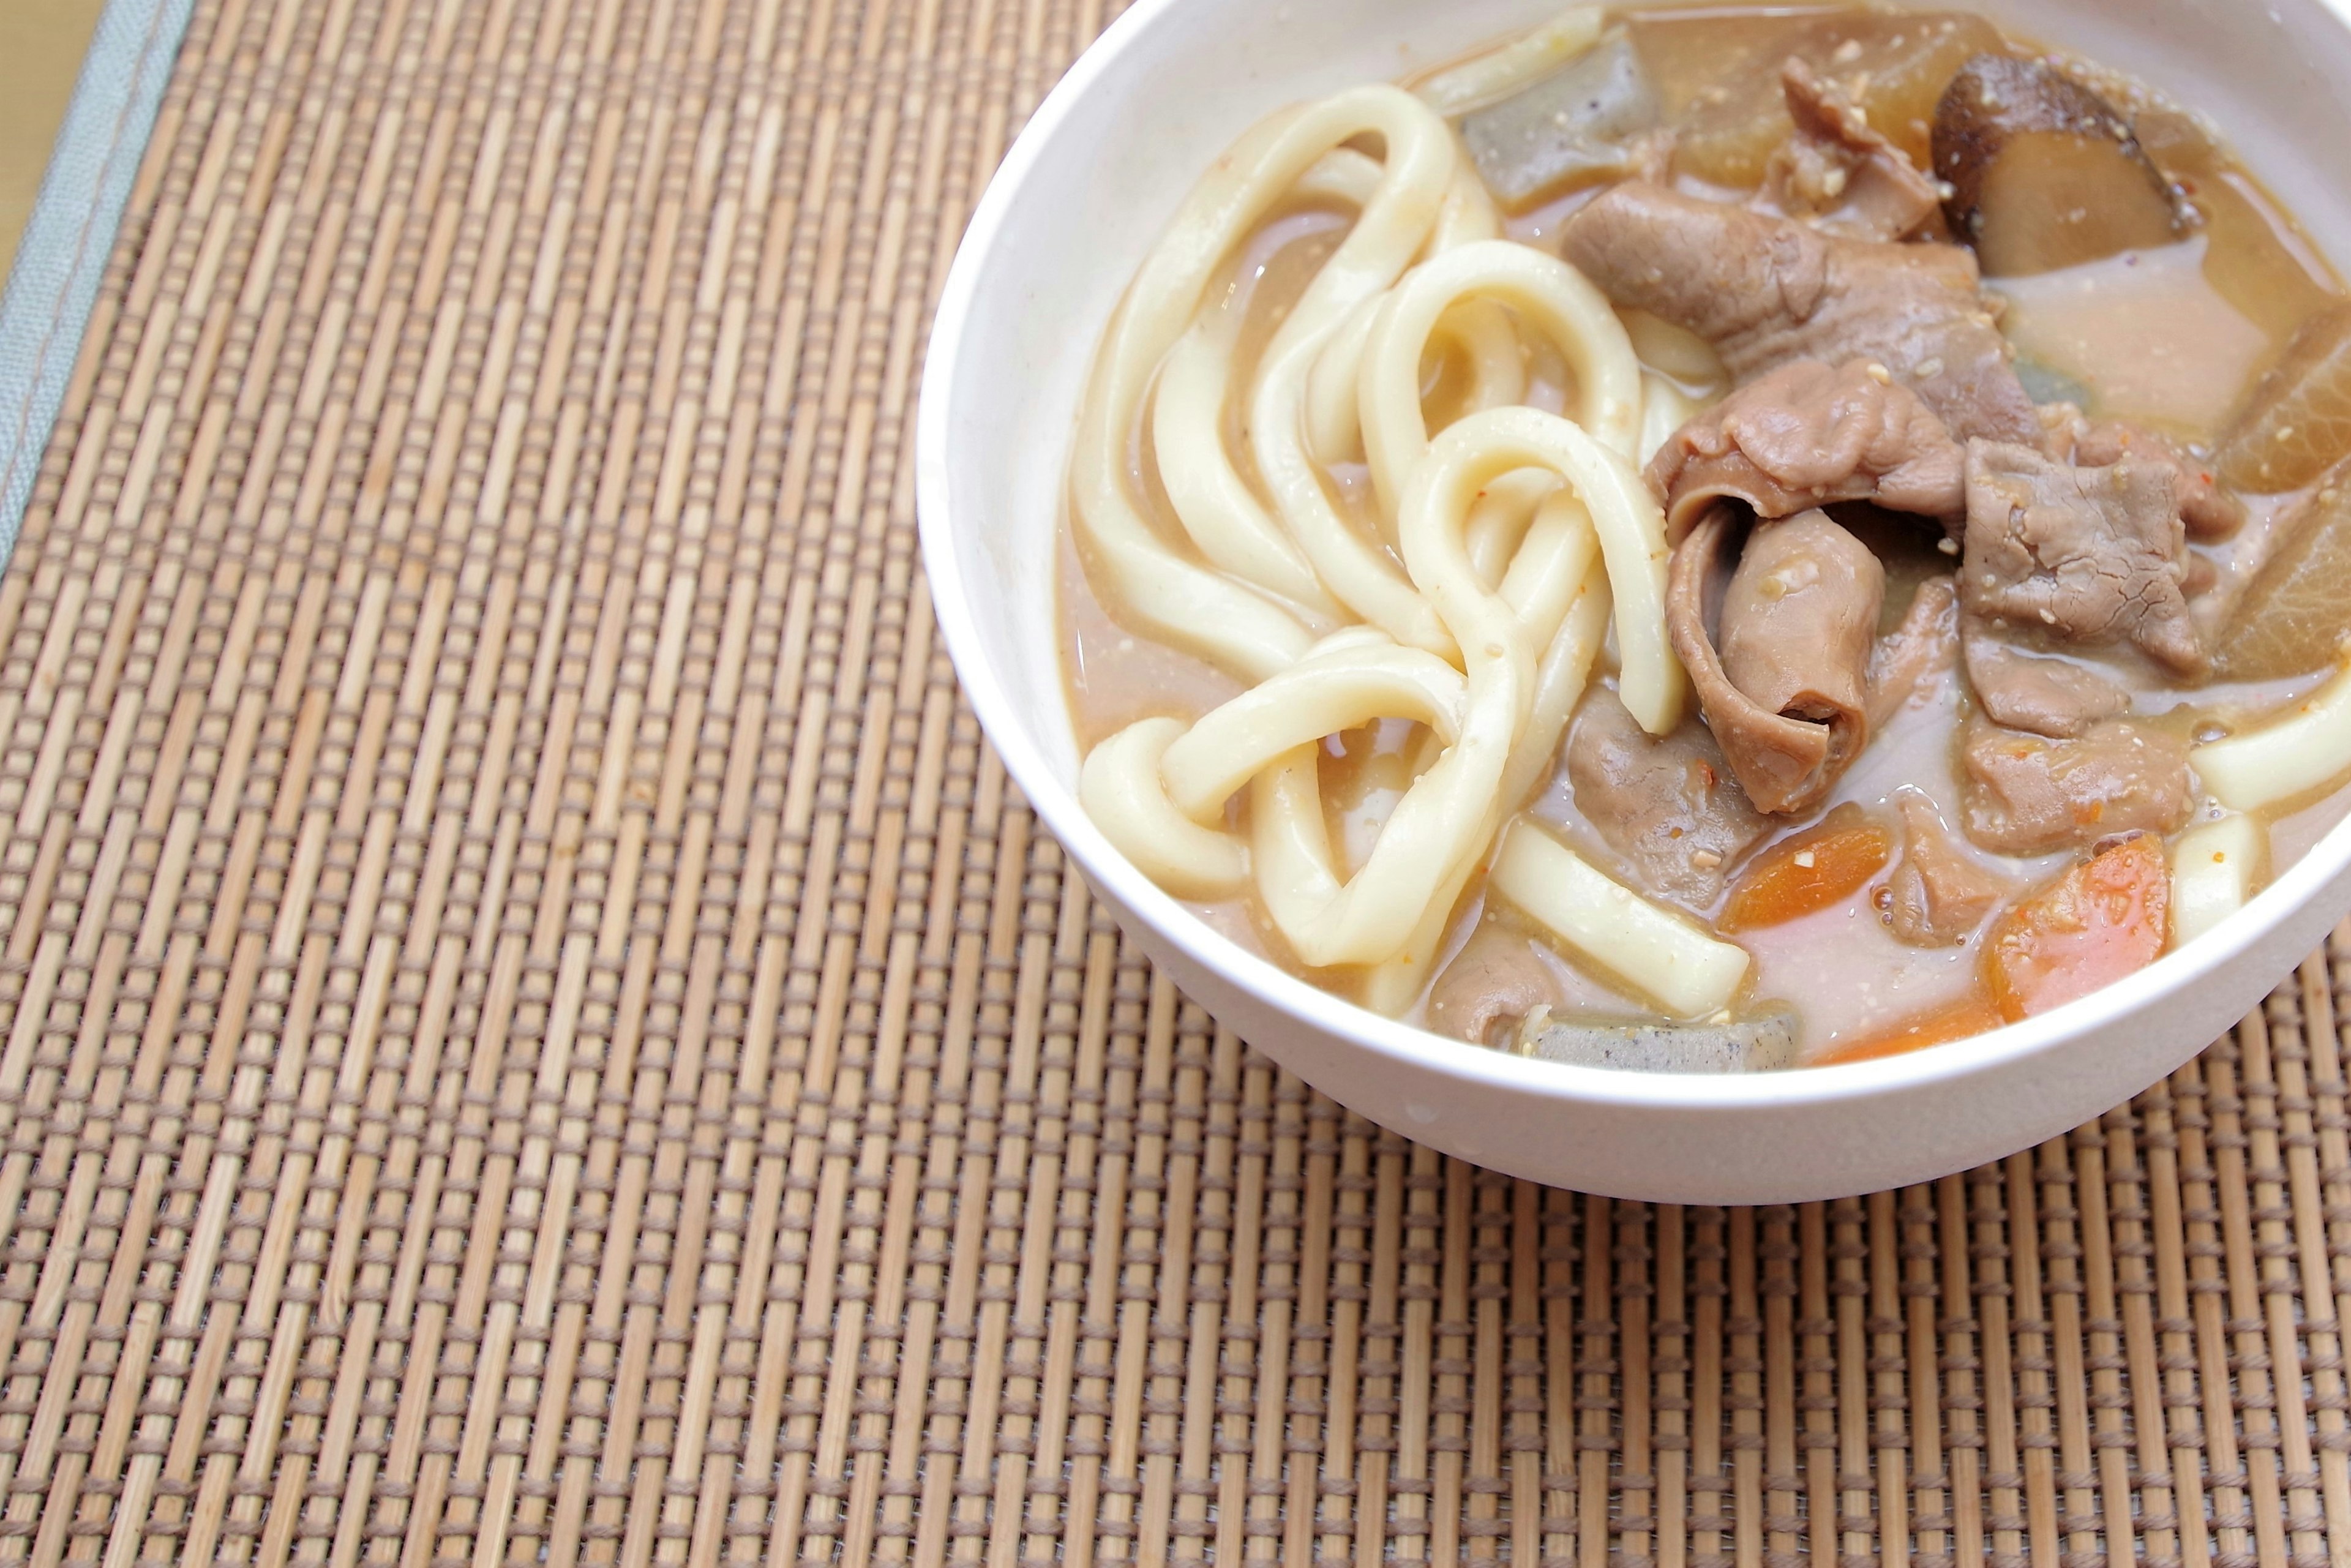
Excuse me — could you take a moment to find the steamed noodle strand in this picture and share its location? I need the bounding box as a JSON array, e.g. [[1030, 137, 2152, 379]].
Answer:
[[1075, 80, 1725, 1019], [1070, 87, 1460, 679]]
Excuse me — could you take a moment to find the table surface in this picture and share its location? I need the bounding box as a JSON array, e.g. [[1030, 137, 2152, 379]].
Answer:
[[1, 0, 2347, 1562], [0, 0, 111, 280]]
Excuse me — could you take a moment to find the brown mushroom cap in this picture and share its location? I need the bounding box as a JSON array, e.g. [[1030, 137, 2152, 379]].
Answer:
[[1931, 53, 2183, 275]]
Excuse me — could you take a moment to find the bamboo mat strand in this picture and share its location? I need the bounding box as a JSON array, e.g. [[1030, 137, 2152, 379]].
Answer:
[[0, 0, 2347, 1560]]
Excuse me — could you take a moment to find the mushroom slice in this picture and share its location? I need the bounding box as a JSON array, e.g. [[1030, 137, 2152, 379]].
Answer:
[[1931, 53, 2183, 276]]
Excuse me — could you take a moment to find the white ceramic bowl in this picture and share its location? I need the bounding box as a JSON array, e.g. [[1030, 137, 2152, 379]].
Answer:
[[916, 0, 2351, 1202]]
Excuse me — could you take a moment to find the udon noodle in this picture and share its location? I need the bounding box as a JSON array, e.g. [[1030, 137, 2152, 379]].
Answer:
[[1073, 84, 1742, 1016]]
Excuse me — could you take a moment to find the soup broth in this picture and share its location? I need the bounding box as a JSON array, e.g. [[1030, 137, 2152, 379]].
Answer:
[[1060, 2, 2351, 1067]]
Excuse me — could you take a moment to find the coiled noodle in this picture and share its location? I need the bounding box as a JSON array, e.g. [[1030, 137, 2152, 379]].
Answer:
[[1073, 85, 1742, 1019]]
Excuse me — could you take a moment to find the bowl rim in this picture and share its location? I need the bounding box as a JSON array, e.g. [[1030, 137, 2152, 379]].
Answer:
[[913, 0, 2351, 1112]]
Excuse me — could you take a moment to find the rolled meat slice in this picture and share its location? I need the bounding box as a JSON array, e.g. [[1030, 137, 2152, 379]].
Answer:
[[1644, 359, 1967, 544], [1668, 507, 1886, 814]]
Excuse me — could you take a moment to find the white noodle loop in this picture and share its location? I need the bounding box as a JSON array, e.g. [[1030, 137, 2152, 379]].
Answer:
[[1360, 240, 1646, 508], [1088, 408, 1675, 973], [1074, 84, 1715, 1014], [1070, 86, 1461, 680]]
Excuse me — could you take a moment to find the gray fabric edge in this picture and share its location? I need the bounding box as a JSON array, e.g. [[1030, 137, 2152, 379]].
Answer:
[[0, 0, 197, 574]]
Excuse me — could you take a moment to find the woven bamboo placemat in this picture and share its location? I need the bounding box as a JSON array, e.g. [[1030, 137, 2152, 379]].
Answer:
[[1, 0, 2346, 1561]]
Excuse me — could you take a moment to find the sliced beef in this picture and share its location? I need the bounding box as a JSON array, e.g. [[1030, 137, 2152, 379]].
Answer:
[[1960, 439, 2202, 673], [1883, 792, 2015, 947], [1564, 685, 1772, 910], [1668, 508, 1885, 815], [1558, 181, 2042, 445], [1958, 714, 2192, 856], [1644, 359, 1967, 542], [2066, 418, 2245, 541], [1958, 615, 2129, 738], [1865, 574, 1960, 730], [1764, 59, 1946, 242]]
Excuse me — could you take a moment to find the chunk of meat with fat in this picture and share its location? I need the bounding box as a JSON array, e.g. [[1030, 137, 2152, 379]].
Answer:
[[1668, 508, 1884, 816], [1958, 714, 2192, 857], [1426, 920, 1565, 1047], [1865, 575, 1959, 730], [1958, 615, 2128, 738], [1558, 181, 2042, 445], [1564, 685, 1772, 912], [1763, 58, 1946, 242], [2057, 415, 2244, 541], [1644, 359, 1966, 542], [1883, 793, 2015, 947], [1960, 439, 2203, 675]]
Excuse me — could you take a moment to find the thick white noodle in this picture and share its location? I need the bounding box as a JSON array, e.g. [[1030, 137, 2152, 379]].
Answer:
[[1154, 307, 1344, 617], [1411, 6, 1607, 116], [1360, 241, 1645, 512], [1070, 87, 1458, 680], [1638, 372, 1702, 467], [1080, 719, 1251, 899], [1075, 86, 1703, 1017], [2193, 658, 2351, 811], [1294, 147, 1384, 207], [1405, 403, 1682, 733], [1431, 165, 1505, 250], [1303, 295, 1524, 471], [1159, 640, 1468, 814], [1487, 820, 1750, 1017], [1086, 407, 1689, 980], [2170, 812, 2265, 947], [1621, 307, 1728, 388]]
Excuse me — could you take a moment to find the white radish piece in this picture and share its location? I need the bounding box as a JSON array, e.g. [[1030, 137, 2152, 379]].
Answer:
[[2192, 656, 2351, 811], [2169, 813, 2267, 947]]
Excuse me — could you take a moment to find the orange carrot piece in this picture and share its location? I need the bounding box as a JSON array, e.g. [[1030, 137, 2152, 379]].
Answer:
[[1984, 833, 2170, 1023], [1812, 991, 2008, 1066], [1719, 804, 1892, 932]]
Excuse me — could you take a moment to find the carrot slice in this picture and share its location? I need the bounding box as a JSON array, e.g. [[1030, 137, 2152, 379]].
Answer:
[[1812, 992, 2007, 1066], [1719, 804, 1892, 932], [1984, 834, 2170, 1022]]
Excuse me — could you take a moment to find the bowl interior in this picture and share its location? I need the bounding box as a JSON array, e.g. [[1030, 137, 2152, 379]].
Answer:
[[921, 0, 2351, 1098]]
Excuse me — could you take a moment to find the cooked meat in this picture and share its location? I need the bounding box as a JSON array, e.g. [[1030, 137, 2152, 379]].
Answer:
[[1669, 508, 1884, 815], [1958, 714, 2192, 856], [1960, 438, 2203, 673], [1558, 181, 2042, 445], [1764, 59, 1946, 242], [1958, 614, 2129, 738], [1426, 920, 1567, 1046], [1865, 574, 1961, 730], [2067, 418, 2245, 541], [1564, 685, 1772, 910], [1883, 793, 2015, 947], [1644, 359, 1967, 542]]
